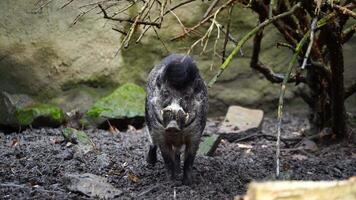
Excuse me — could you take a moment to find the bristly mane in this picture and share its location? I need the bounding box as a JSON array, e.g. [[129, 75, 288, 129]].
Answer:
[[162, 54, 198, 90]]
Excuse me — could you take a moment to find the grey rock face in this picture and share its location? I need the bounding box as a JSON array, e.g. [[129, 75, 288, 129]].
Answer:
[[145, 54, 208, 185]]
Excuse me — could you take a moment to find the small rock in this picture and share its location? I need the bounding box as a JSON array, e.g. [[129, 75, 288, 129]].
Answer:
[[218, 106, 264, 141], [62, 128, 92, 145], [62, 128, 94, 156], [198, 134, 221, 156], [64, 173, 122, 199], [297, 138, 318, 152], [96, 153, 110, 169]]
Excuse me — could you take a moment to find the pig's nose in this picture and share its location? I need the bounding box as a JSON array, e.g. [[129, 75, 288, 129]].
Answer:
[[165, 120, 181, 132]]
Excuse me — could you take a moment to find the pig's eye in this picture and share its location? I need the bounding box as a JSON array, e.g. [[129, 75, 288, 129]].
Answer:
[[161, 90, 170, 98], [183, 95, 190, 101]]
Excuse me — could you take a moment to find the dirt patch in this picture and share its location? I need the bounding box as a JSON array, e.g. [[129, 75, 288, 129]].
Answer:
[[0, 113, 355, 199]]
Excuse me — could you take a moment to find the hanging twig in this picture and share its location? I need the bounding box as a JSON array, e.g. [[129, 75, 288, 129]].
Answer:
[[136, 0, 197, 43], [60, 0, 75, 9], [33, 0, 54, 13], [342, 23, 356, 43], [159, 0, 168, 24], [202, 0, 220, 19], [171, 0, 237, 41], [301, 17, 317, 69], [152, 26, 170, 53], [112, 27, 128, 35], [222, 6, 233, 63], [98, 4, 161, 27], [122, 0, 151, 49], [333, 4, 356, 19], [276, 33, 308, 178], [208, 2, 302, 87], [72, 5, 98, 25], [186, 6, 223, 55], [269, 0, 276, 18], [345, 81, 356, 99], [276, 42, 295, 51], [275, 13, 337, 178]]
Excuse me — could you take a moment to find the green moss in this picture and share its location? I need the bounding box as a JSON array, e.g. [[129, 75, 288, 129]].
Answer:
[[63, 128, 91, 145], [15, 103, 66, 126], [85, 83, 146, 120]]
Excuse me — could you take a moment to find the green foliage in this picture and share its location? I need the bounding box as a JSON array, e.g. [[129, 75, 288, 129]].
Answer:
[[15, 103, 66, 126], [85, 83, 146, 119], [62, 128, 91, 145]]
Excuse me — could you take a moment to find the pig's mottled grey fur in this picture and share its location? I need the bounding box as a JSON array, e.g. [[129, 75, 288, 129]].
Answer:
[[145, 54, 208, 185]]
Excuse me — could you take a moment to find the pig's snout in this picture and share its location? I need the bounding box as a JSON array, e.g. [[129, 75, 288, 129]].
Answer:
[[165, 120, 181, 132], [161, 104, 189, 131]]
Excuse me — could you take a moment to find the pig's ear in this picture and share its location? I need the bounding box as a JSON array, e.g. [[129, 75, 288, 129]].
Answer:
[[156, 75, 162, 89], [193, 79, 204, 93]]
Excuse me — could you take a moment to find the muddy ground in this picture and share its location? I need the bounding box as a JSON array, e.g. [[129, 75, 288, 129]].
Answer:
[[0, 113, 355, 199]]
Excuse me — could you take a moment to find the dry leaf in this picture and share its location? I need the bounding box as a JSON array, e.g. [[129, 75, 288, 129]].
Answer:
[[352, 152, 356, 159], [237, 143, 253, 149], [127, 125, 136, 132], [50, 138, 61, 144], [10, 138, 19, 148], [292, 154, 308, 161], [128, 172, 140, 183], [109, 124, 119, 134], [314, 0, 323, 14]]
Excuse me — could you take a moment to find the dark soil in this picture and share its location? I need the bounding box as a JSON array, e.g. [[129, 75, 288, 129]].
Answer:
[[0, 113, 355, 199]]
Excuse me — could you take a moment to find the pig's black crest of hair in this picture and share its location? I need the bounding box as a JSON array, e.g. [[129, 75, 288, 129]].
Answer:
[[162, 54, 198, 90]]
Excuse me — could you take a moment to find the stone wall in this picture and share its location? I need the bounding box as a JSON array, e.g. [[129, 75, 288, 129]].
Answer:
[[0, 0, 355, 117]]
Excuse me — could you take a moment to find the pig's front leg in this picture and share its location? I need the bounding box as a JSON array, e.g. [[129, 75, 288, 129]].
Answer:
[[160, 144, 177, 180], [182, 141, 199, 185], [147, 144, 157, 165]]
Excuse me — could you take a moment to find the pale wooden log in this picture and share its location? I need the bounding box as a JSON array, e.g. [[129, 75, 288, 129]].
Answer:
[[235, 177, 356, 200]]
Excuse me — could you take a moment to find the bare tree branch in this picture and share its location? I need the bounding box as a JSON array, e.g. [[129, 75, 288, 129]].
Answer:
[[333, 4, 356, 19], [208, 2, 302, 87], [345, 81, 356, 99], [171, 0, 237, 41], [202, 0, 220, 19], [221, 5, 233, 63], [98, 4, 161, 27], [136, 0, 197, 43]]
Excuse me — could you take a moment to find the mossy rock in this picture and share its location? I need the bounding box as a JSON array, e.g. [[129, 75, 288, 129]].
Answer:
[[15, 103, 67, 127], [62, 128, 91, 145], [83, 83, 146, 128], [0, 92, 67, 129]]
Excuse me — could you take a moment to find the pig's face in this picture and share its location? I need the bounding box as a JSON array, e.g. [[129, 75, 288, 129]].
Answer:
[[157, 81, 198, 132]]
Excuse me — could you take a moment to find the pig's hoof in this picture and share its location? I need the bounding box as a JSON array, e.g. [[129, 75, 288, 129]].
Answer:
[[182, 176, 193, 185], [147, 145, 157, 165], [146, 157, 157, 165]]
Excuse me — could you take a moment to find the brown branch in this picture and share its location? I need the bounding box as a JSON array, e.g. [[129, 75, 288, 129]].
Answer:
[[203, 0, 220, 19], [136, 0, 197, 43], [60, 0, 75, 9], [152, 26, 170, 53], [250, 13, 305, 84], [171, 0, 237, 41], [342, 23, 356, 43], [276, 42, 295, 51], [333, 4, 356, 19], [98, 4, 161, 27], [112, 27, 127, 35], [345, 81, 356, 99], [323, 22, 347, 139], [222, 5, 233, 63]]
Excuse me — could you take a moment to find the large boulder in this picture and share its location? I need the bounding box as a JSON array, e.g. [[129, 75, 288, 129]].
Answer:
[[0, 92, 67, 128], [0, 0, 122, 113], [82, 83, 146, 129], [0, 0, 355, 119]]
